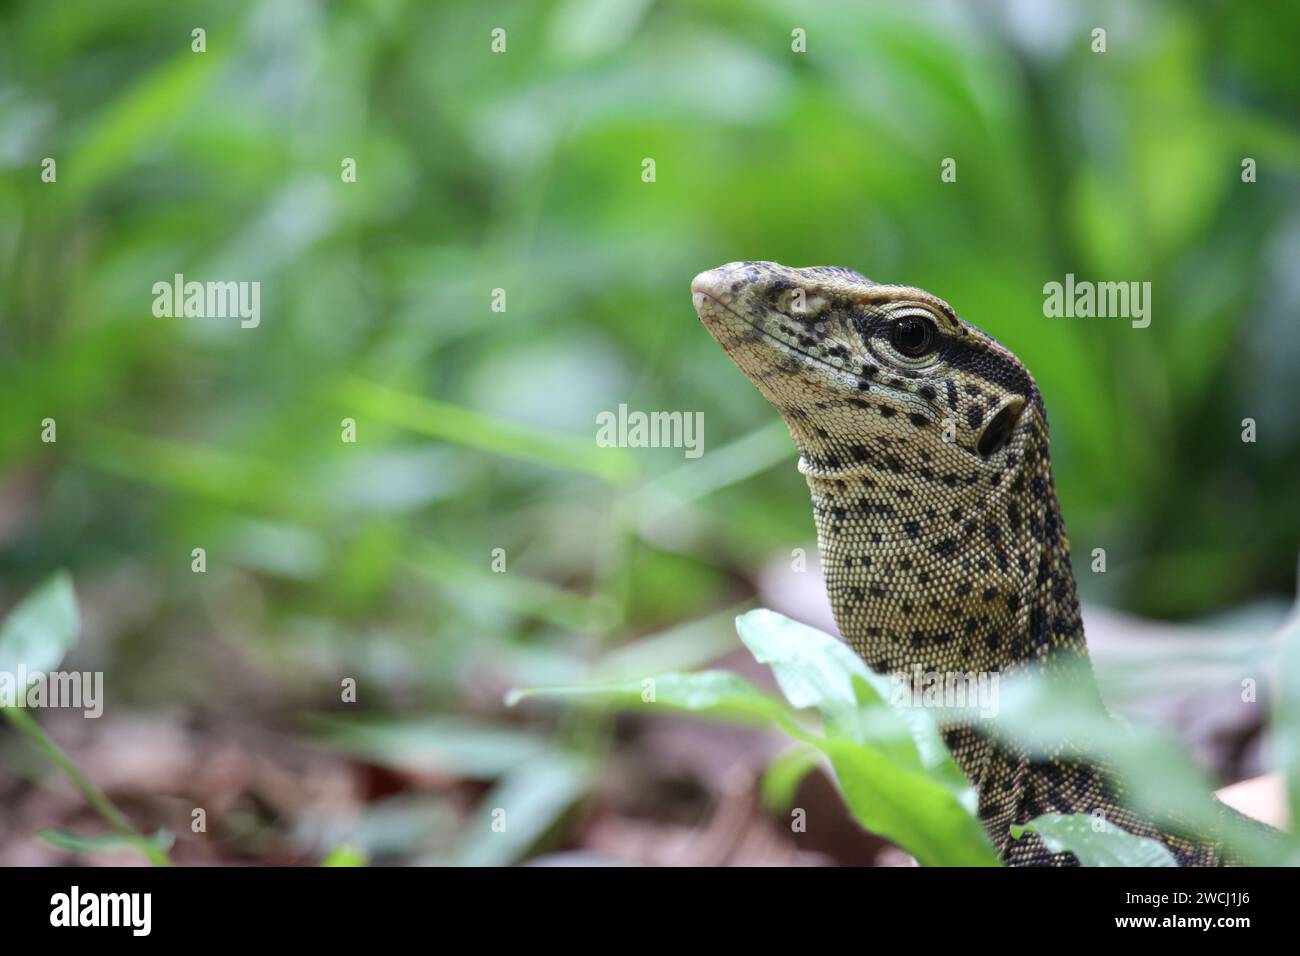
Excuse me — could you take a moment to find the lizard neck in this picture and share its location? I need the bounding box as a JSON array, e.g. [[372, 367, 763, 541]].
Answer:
[[801, 408, 1093, 795], [803, 408, 1087, 679], [803, 419, 1223, 865]]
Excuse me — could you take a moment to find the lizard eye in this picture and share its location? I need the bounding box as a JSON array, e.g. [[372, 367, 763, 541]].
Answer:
[[890, 317, 935, 357]]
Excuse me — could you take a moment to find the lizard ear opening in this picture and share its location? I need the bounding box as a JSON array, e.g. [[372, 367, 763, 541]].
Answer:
[[977, 397, 1025, 458]]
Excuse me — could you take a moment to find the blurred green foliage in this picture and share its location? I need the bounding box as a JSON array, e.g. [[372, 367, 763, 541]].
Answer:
[[1, 0, 1299, 863], [519, 608, 1300, 865]]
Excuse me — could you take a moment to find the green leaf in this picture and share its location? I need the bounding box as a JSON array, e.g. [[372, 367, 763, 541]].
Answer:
[[589, 606, 751, 680], [0, 571, 80, 681], [1, 577, 168, 866], [64, 52, 215, 201], [734, 610, 998, 866], [455, 754, 593, 866], [6, 707, 171, 865], [814, 735, 999, 867], [336, 376, 637, 485], [320, 845, 369, 867], [1011, 814, 1179, 867], [508, 669, 802, 729], [306, 714, 551, 780], [735, 608, 876, 734], [38, 827, 174, 862], [411, 543, 621, 635], [736, 610, 973, 794], [761, 745, 822, 812], [513, 612, 1001, 866]]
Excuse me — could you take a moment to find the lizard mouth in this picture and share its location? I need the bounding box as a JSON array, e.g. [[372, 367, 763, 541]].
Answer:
[[692, 287, 855, 382], [693, 287, 940, 419]]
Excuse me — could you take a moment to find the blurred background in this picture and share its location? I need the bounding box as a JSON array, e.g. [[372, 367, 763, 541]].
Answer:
[[1, 0, 1297, 865]]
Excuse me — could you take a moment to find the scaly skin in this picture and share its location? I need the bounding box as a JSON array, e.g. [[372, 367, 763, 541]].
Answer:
[[691, 260, 1232, 866]]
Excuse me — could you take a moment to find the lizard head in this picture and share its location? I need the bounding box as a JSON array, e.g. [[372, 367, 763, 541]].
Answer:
[[691, 260, 1042, 496], [693, 260, 1070, 677]]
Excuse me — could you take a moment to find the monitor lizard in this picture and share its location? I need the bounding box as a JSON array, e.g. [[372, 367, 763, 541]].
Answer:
[[691, 259, 1251, 866]]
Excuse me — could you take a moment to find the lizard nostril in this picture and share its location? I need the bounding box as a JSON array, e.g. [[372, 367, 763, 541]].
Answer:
[[977, 399, 1025, 457]]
